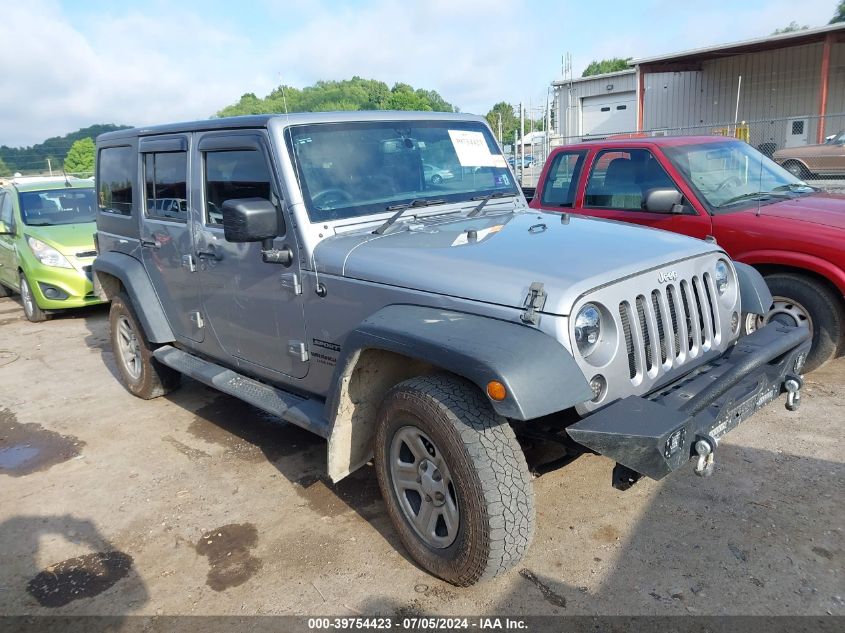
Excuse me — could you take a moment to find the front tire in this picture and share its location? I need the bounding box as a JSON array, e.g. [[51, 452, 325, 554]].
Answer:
[[19, 273, 48, 322], [109, 291, 180, 399], [744, 273, 843, 372], [431, 174, 443, 185], [374, 375, 534, 586]]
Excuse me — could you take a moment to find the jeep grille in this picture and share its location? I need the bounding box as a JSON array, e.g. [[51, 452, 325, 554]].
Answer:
[[619, 274, 721, 382]]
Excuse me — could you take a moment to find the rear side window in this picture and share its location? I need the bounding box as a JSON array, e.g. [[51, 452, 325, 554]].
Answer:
[[540, 150, 586, 207], [203, 149, 272, 226], [144, 152, 188, 222], [98, 146, 135, 216]]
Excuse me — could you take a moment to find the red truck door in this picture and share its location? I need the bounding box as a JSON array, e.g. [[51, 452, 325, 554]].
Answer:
[[538, 146, 713, 240]]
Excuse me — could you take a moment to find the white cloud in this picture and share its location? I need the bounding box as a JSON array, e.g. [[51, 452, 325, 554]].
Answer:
[[0, 0, 838, 148]]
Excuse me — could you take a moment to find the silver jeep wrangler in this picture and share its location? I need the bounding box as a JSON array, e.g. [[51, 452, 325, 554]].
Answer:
[[92, 112, 810, 586]]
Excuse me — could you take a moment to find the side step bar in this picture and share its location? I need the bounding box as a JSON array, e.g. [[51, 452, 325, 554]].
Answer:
[[153, 345, 330, 438]]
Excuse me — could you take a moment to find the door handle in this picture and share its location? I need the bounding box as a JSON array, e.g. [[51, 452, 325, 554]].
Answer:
[[196, 245, 223, 261], [140, 238, 161, 249]]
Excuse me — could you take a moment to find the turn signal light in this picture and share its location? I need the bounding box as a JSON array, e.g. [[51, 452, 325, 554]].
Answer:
[[486, 380, 507, 401]]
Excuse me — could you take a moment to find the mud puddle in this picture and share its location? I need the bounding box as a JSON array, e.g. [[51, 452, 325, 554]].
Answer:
[[188, 396, 322, 463], [0, 409, 84, 476], [27, 551, 133, 607], [195, 523, 262, 591]]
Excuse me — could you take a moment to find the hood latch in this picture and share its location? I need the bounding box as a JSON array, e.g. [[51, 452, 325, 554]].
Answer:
[[520, 282, 547, 326]]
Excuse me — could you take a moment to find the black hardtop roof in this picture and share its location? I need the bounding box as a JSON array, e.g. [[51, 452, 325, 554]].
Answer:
[[96, 111, 485, 143]]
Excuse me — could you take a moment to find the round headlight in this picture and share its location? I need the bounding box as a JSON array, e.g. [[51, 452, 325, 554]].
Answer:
[[575, 303, 602, 357], [715, 260, 730, 296]]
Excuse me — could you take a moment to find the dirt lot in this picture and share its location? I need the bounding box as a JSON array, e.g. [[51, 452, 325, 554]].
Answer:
[[0, 296, 842, 618]]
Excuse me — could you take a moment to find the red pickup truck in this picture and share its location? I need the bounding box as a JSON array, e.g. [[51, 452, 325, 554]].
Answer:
[[529, 135, 844, 371]]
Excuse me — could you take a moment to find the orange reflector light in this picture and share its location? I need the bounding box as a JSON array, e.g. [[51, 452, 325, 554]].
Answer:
[[486, 380, 507, 401]]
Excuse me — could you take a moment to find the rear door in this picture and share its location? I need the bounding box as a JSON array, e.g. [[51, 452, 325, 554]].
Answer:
[[138, 135, 204, 342], [193, 131, 309, 379], [574, 147, 712, 239]]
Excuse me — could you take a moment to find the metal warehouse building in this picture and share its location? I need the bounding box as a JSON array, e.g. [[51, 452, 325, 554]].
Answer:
[[553, 22, 845, 152]]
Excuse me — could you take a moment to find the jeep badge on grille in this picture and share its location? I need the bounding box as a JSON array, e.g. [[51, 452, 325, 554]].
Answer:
[[657, 271, 678, 283]]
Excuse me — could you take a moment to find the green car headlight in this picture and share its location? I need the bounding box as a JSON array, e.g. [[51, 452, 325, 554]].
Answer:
[[26, 236, 72, 268]]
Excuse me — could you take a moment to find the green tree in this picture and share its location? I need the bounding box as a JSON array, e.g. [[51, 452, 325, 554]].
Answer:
[[217, 77, 455, 117], [830, 1, 845, 23], [772, 21, 809, 34], [64, 137, 95, 175], [0, 156, 10, 177], [581, 57, 632, 77], [485, 102, 519, 142]]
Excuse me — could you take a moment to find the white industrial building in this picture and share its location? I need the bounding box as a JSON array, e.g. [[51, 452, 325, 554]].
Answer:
[[552, 22, 845, 152]]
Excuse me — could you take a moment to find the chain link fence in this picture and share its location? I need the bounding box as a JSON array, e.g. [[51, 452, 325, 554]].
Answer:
[[517, 113, 845, 192]]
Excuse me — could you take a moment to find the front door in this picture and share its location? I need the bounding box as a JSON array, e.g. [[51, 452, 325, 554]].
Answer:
[[0, 192, 19, 289], [575, 147, 712, 239], [193, 131, 309, 379], [138, 135, 204, 342]]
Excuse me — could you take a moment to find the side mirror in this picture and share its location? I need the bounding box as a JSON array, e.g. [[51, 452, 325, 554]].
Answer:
[[221, 198, 281, 243], [0, 222, 14, 236], [643, 188, 684, 214]]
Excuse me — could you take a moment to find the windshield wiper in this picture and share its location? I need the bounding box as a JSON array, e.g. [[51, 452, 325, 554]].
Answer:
[[466, 192, 513, 217], [719, 191, 791, 207], [373, 198, 446, 235], [772, 182, 816, 193]]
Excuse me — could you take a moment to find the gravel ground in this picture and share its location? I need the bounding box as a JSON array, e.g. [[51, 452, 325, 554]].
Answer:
[[0, 297, 842, 618]]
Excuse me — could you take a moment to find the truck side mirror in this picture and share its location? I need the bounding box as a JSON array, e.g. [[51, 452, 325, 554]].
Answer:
[[221, 198, 281, 243], [643, 188, 684, 214], [0, 222, 14, 236]]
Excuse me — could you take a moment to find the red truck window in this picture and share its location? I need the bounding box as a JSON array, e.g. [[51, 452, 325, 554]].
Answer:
[[539, 150, 586, 207], [585, 148, 676, 211]]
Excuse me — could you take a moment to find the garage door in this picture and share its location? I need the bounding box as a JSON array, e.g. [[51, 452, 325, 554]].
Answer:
[[581, 92, 636, 137]]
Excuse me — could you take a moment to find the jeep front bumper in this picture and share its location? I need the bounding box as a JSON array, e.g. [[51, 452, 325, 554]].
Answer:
[[566, 323, 811, 481]]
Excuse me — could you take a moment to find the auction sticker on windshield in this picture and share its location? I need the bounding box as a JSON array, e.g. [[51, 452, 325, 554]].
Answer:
[[448, 130, 496, 167]]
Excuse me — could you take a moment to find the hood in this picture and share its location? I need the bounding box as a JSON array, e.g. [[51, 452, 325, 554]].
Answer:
[[314, 211, 718, 316], [23, 222, 97, 255], [756, 193, 845, 230]]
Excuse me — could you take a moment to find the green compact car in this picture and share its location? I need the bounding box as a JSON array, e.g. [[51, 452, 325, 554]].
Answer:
[[0, 177, 104, 321]]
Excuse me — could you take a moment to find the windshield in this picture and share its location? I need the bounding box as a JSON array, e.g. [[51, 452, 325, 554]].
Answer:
[[663, 140, 814, 210], [285, 120, 518, 223], [19, 188, 97, 226]]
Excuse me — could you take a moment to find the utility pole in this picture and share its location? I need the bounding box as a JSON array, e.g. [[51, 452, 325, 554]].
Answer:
[[47, 158, 53, 176], [497, 111, 502, 145], [519, 102, 525, 186]]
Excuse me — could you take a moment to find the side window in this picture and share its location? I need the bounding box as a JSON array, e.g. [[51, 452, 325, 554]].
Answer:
[[0, 193, 14, 228], [540, 151, 586, 208], [144, 152, 188, 222], [98, 146, 135, 216], [585, 148, 677, 211], [203, 149, 272, 226]]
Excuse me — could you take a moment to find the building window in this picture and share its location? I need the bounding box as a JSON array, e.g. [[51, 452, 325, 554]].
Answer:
[[600, 107, 611, 112], [144, 152, 188, 222], [98, 146, 135, 216], [616, 105, 627, 110], [792, 120, 805, 135]]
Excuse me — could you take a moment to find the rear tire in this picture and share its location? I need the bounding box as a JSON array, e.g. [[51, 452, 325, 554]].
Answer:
[[783, 160, 811, 180], [745, 273, 843, 372], [19, 273, 48, 322], [374, 375, 534, 586], [109, 291, 180, 399]]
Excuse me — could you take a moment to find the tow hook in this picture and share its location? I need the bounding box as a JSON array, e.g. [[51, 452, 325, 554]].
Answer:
[[784, 373, 803, 412], [694, 436, 717, 477]]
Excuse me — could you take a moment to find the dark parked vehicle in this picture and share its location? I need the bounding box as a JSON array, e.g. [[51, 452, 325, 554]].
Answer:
[[531, 135, 844, 371], [93, 113, 808, 586]]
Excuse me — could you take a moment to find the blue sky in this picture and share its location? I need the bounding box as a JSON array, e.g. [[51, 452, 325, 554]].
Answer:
[[0, 0, 839, 146]]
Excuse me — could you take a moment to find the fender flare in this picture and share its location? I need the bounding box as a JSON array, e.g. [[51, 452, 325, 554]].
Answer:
[[92, 251, 174, 343], [326, 305, 593, 423], [734, 261, 773, 316]]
